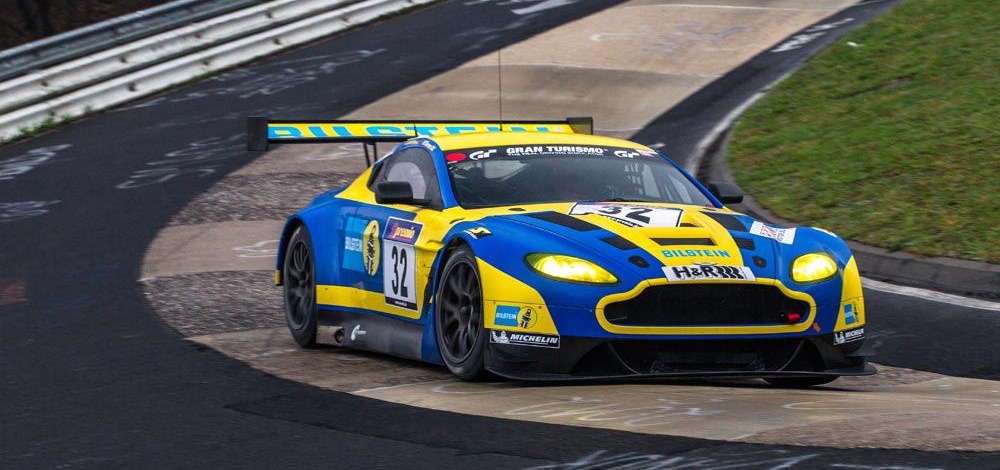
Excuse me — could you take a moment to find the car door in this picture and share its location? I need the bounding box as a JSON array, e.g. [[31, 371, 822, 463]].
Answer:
[[354, 145, 444, 320]]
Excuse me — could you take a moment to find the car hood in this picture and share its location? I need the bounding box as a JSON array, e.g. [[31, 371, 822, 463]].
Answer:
[[463, 202, 781, 283]]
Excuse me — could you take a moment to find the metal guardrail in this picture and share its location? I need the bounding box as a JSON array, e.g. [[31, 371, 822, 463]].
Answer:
[[0, 0, 270, 82], [0, 0, 434, 142]]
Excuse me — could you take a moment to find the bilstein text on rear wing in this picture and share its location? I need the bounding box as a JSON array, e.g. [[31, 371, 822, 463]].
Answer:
[[246, 117, 594, 152]]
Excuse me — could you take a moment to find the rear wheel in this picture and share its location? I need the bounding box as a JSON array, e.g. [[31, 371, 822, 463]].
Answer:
[[765, 376, 837, 388], [435, 246, 488, 380], [283, 226, 317, 347]]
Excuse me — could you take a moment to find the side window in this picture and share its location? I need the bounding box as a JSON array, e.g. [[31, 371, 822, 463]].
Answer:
[[371, 147, 442, 208]]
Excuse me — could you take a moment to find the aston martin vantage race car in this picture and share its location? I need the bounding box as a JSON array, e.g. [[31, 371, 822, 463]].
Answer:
[[249, 117, 874, 386]]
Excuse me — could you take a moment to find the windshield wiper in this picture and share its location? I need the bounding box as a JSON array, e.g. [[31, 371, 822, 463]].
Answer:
[[598, 197, 661, 203]]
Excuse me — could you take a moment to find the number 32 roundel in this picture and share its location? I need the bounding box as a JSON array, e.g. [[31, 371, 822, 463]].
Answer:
[[570, 203, 682, 228], [382, 217, 422, 310]]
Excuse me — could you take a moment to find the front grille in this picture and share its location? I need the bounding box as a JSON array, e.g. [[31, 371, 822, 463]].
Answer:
[[604, 284, 808, 326], [611, 339, 808, 373]]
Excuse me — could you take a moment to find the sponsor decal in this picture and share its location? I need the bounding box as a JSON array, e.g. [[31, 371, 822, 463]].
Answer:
[[519, 307, 537, 329], [844, 303, 858, 325], [420, 140, 436, 151], [612, 149, 657, 159], [382, 219, 421, 311], [344, 237, 362, 252], [490, 330, 560, 348], [661, 249, 731, 259], [268, 123, 570, 139], [469, 149, 497, 160], [464, 227, 492, 239], [494, 305, 520, 327], [343, 218, 369, 272], [350, 324, 367, 341], [383, 217, 423, 244], [834, 326, 864, 345], [445, 152, 467, 163], [749, 221, 796, 245], [662, 265, 756, 282], [571, 203, 682, 228], [504, 145, 606, 157], [362, 220, 380, 276]]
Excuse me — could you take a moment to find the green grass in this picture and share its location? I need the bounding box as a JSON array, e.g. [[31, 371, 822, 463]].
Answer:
[[728, 0, 999, 264]]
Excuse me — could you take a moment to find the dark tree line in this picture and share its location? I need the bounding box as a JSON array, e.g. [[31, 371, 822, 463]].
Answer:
[[0, 0, 170, 51]]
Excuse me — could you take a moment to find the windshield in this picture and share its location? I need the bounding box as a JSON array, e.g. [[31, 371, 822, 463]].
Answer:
[[446, 144, 714, 208]]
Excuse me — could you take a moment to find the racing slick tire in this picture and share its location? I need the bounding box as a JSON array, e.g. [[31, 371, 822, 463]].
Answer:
[[765, 376, 837, 388], [435, 245, 489, 381], [283, 225, 318, 348]]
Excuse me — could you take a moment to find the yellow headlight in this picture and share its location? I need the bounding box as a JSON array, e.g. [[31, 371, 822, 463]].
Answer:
[[525, 253, 618, 284], [791, 253, 838, 283]]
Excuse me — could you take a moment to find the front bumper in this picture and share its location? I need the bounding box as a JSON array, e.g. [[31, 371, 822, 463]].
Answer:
[[485, 332, 874, 381]]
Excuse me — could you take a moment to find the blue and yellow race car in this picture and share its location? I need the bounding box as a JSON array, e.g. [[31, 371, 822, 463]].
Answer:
[[249, 117, 873, 386]]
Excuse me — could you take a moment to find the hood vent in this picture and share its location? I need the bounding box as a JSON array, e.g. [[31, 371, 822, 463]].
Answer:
[[701, 212, 747, 232], [653, 237, 715, 246], [734, 237, 756, 250], [601, 235, 638, 250], [526, 211, 600, 232]]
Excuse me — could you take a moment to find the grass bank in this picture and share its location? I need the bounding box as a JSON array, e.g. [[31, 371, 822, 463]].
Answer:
[[728, 0, 998, 264]]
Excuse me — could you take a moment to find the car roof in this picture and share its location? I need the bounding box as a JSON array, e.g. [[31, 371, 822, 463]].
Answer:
[[429, 131, 653, 152]]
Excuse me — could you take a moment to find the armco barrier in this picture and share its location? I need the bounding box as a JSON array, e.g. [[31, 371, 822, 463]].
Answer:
[[0, 0, 432, 141], [0, 0, 268, 82], [0, 0, 356, 114]]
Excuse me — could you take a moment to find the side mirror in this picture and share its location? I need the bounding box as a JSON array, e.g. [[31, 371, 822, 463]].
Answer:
[[707, 182, 744, 204], [375, 181, 415, 205]]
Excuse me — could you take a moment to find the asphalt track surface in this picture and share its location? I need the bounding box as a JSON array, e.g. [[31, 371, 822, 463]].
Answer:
[[1, 0, 997, 468]]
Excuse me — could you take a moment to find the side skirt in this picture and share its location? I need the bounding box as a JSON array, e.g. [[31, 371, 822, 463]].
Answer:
[[317, 308, 424, 361]]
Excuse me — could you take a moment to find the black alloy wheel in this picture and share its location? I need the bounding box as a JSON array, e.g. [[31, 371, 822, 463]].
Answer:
[[284, 226, 318, 347], [435, 246, 488, 380]]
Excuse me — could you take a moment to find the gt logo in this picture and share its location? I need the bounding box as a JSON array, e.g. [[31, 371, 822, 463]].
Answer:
[[469, 149, 497, 160], [614, 150, 639, 159]]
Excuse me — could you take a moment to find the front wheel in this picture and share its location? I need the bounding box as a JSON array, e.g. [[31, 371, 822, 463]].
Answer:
[[283, 225, 318, 347], [435, 246, 488, 381], [765, 376, 837, 388]]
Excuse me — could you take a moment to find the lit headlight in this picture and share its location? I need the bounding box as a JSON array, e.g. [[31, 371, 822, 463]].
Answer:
[[525, 253, 618, 284], [791, 253, 838, 283]]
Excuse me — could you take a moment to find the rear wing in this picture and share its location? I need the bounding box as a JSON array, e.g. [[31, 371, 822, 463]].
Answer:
[[246, 117, 593, 152]]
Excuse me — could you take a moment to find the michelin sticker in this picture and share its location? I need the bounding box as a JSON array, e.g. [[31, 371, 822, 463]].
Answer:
[[749, 221, 796, 244], [571, 203, 682, 228], [834, 326, 864, 345], [663, 265, 756, 282], [490, 330, 560, 348], [382, 217, 422, 310]]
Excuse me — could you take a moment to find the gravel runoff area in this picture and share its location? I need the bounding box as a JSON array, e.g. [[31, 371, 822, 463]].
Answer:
[[169, 172, 356, 226], [143, 270, 283, 337]]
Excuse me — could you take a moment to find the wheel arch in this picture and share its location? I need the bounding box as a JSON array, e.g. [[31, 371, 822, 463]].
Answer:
[[419, 234, 476, 364], [275, 216, 307, 286]]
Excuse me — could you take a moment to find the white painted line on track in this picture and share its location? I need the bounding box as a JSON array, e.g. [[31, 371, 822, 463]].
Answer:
[[653, 5, 842, 12], [353, 378, 455, 394], [862, 277, 1000, 312]]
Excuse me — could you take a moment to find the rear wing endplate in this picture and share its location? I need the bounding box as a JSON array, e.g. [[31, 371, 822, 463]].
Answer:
[[246, 117, 594, 152]]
